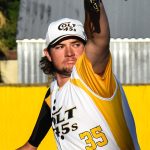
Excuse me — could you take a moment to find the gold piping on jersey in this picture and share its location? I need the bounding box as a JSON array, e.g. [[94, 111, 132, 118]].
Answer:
[[72, 52, 135, 149], [75, 52, 116, 98], [45, 95, 51, 107], [70, 78, 135, 149]]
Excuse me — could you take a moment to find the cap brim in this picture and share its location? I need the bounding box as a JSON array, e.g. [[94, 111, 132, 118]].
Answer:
[[49, 34, 86, 46]]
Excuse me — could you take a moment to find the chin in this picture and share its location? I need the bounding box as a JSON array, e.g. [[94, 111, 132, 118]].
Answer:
[[64, 68, 73, 75], [56, 67, 72, 77]]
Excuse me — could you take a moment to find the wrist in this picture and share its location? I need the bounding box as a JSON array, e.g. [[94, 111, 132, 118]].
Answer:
[[17, 142, 37, 150], [26, 142, 37, 150]]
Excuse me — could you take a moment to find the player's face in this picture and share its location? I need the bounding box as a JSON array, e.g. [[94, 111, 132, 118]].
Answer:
[[46, 38, 85, 76]]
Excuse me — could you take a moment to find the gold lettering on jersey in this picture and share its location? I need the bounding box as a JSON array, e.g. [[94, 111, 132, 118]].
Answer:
[[79, 125, 108, 149]]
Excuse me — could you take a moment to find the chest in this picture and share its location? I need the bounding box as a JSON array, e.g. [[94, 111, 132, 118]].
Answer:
[[51, 81, 98, 123]]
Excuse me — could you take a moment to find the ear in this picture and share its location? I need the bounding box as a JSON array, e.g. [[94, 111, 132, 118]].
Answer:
[[44, 48, 52, 61]]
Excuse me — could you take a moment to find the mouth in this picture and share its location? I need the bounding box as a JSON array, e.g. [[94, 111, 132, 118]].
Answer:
[[65, 58, 77, 65], [67, 60, 76, 65]]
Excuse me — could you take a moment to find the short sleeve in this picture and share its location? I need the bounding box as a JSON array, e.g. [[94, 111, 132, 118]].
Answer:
[[75, 52, 116, 98]]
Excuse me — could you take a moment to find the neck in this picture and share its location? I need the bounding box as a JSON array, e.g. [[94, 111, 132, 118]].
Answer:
[[55, 73, 70, 87]]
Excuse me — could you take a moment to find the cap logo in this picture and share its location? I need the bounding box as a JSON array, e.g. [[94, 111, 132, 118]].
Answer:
[[58, 22, 76, 31]]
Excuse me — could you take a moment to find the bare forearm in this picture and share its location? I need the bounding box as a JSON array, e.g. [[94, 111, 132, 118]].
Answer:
[[16, 142, 37, 150]]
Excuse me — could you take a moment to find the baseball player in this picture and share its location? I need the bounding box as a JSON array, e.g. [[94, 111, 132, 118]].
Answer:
[[17, 0, 140, 149]]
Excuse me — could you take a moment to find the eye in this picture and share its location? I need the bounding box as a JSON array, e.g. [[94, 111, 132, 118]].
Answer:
[[55, 45, 64, 50], [72, 42, 81, 48]]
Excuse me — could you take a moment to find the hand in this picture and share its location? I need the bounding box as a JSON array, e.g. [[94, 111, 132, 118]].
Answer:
[[85, 0, 101, 12], [16, 142, 37, 150]]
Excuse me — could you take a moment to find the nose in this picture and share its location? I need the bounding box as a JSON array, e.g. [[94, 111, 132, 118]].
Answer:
[[65, 45, 75, 57]]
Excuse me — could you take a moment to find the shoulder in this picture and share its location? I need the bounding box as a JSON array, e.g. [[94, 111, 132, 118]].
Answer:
[[44, 87, 51, 108], [44, 87, 50, 99]]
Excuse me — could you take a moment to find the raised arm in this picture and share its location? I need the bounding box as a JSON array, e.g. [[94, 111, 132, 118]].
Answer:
[[84, 0, 110, 75]]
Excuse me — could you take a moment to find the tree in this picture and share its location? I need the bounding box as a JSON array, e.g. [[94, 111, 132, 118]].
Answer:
[[0, 0, 20, 51]]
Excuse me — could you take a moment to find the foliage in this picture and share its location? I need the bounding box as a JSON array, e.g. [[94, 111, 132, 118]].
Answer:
[[0, 0, 20, 50]]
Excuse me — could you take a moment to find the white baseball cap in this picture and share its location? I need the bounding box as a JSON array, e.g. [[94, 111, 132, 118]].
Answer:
[[46, 18, 87, 47]]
